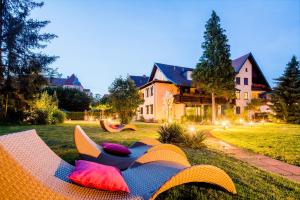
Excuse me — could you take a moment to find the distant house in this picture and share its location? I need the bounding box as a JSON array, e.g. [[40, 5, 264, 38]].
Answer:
[[48, 74, 92, 96], [130, 52, 271, 121]]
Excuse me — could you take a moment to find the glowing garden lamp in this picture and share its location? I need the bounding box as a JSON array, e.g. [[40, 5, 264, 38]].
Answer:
[[188, 125, 196, 136], [168, 119, 173, 123], [221, 120, 229, 130], [239, 118, 244, 124]]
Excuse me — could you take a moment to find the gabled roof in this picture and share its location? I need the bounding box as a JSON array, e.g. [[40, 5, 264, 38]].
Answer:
[[133, 53, 270, 89], [64, 74, 82, 87], [50, 78, 66, 86], [148, 63, 193, 87], [232, 53, 271, 88], [232, 53, 251, 72], [129, 75, 149, 87]]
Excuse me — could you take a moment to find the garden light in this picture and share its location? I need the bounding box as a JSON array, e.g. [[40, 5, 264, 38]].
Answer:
[[221, 120, 230, 129], [239, 118, 244, 124], [168, 119, 173, 123], [188, 125, 196, 133]]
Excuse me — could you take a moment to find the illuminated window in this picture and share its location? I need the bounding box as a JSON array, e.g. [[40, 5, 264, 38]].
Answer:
[[236, 91, 240, 100], [244, 92, 248, 100]]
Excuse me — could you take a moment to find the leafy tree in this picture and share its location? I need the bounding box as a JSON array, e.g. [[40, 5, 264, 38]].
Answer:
[[108, 76, 144, 124], [245, 98, 266, 120], [26, 91, 65, 125], [192, 11, 235, 124], [45, 87, 92, 112], [271, 56, 300, 123], [0, 0, 56, 122]]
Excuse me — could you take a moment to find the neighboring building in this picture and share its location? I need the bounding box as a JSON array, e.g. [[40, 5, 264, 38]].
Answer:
[[130, 53, 271, 121], [48, 74, 92, 96], [129, 75, 149, 87]]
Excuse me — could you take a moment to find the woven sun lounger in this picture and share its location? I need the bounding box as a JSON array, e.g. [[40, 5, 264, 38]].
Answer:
[[100, 119, 138, 133], [0, 130, 236, 200], [74, 125, 189, 170]]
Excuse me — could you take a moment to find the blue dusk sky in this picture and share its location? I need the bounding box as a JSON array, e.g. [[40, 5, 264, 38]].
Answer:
[[32, 0, 300, 95]]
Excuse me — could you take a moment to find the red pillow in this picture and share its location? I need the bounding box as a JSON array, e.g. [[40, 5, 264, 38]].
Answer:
[[102, 142, 131, 156], [68, 160, 130, 192]]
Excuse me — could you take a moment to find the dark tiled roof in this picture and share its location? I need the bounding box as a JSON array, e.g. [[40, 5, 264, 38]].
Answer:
[[151, 63, 193, 86], [129, 75, 149, 87], [232, 53, 251, 72], [50, 78, 66, 86], [64, 74, 82, 86]]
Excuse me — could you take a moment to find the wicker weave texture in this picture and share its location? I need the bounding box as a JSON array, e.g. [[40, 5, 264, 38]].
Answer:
[[100, 120, 137, 133], [147, 144, 187, 159], [150, 165, 237, 200], [134, 150, 191, 167], [0, 130, 141, 200]]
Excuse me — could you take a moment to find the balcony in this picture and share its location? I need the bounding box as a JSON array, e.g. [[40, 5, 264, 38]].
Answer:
[[173, 94, 229, 105], [252, 83, 271, 91]]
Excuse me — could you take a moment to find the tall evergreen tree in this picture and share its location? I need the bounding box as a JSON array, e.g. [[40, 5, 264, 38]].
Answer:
[[0, 0, 56, 121], [192, 11, 235, 124], [271, 56, 300, 124]]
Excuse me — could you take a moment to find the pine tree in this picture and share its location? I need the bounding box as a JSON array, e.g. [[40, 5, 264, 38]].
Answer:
[[271, 56, 300, 124], [0, 0, 56, 121], [192, 11, 235, 124]]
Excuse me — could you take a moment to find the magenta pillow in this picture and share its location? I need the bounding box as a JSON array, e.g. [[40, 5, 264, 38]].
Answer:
[[102, 142, 131, 156], [68, 160, 129, 192]]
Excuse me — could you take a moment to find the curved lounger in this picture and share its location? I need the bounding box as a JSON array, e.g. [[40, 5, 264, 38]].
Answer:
[[100, 119, 137, 133], [74, 125, 189, 170], [0, 130, 236, 200]]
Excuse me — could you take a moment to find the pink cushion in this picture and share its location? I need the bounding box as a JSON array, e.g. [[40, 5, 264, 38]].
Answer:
[[68, 160, 130, 192], [102, 142, 131, 156]]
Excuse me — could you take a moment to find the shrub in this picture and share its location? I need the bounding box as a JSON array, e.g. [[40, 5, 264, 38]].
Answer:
[[158, 123, 185, 144], [183, 131, 206, 149], [27, 92, 65, 125], [52, 110, 66, 124], [158, 122, 206, 149]]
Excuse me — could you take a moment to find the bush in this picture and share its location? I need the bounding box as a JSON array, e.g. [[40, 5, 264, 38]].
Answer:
[[26, 92, 65, 125], [52, 110, 66, 124], [158, 122, 206, 149], [158, 123, 185, 144], [183, 132, 206, 149]]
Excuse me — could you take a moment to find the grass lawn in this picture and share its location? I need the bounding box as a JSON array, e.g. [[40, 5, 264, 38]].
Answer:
[[212, 123, 300, 166], [0, 121, 299, 199]]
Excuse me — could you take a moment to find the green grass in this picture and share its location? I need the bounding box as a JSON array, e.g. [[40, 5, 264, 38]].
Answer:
[[212, 123, 300, 166], [0, 121, 299, 199]]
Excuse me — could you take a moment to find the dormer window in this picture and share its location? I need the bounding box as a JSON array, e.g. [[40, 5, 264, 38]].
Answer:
[[187, 71, 192, 80]]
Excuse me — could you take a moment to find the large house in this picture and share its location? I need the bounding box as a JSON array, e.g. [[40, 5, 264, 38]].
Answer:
[[130, 53, 271, 121], [48, 74, 92, 96]]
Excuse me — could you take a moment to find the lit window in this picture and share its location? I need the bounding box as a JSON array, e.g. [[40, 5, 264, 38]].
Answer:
[[236, 91, 240, 100], [236, 77, 240, 85], [244, 92, 248, 100], [244, 78, 248, 85]]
